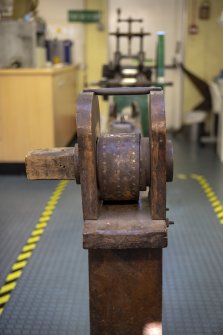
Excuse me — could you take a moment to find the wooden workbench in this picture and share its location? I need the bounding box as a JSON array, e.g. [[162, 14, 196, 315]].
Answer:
[[217, 80, 223, 162], [0, 66, 77, 163]]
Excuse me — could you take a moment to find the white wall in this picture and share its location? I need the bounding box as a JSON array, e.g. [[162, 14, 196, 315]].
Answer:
[[108, 0, 186, 130], [38, 0, 85, 65]]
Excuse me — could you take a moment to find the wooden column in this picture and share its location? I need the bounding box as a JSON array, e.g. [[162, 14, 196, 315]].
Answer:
[[89, 249, 162, 335], [84, 198, 166, 335]]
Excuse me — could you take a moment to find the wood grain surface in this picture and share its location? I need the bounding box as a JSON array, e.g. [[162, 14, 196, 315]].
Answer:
[[25, 147, 77, 180], [89, 249, 162, 335], [149, 91, 166, 220], [84, 196, 167, 249], [76, 92, 101, 220]]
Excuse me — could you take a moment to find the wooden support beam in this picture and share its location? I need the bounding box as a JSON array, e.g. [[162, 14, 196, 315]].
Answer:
[[25, 147, 79, 180], [149, 91, 166, 220], [89, 249, 162, 335], [84, 197, 167, 249]]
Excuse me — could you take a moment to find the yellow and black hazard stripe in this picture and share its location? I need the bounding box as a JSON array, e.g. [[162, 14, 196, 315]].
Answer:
[[0, 180, 68, 316], [177, 173, 223, 225]]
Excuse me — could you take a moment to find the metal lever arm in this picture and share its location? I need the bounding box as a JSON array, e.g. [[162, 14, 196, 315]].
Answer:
[[83, 86, 162, 96]]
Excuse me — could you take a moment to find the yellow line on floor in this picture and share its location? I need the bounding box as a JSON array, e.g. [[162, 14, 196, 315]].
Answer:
[[31, 228, 44, 236], [27, 236, 40, 244], [6, 271, 22, 282], [0, 282, 16, 294], [22, 244, 36, 252], [17, 252, 32, 261], [12, 261, 27, 271], [177, 173, 223, 225], [36, 222, 48, 229], [0, 295, 10, 305], [0, 180, 68, 317]]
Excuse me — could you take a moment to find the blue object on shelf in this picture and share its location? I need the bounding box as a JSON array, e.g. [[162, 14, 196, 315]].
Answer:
[[63, 40, 73, 64], [45, 40, 51, 61]]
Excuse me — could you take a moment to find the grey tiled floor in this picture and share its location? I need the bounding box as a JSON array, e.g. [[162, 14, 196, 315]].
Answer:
[[0, 135, 223, 334]]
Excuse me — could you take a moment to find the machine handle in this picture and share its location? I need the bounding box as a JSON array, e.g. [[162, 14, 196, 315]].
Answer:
[[83, 86, 162, 96], [25, 146, 79, 182]]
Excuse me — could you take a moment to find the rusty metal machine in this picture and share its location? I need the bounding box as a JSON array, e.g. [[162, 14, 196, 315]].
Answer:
[[98, 9, 171, 136], [26, 86, 173, 335], [101, 9, 152, 87]]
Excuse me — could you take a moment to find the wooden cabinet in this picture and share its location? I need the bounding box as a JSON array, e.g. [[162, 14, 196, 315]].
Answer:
[[0, 66, 76, 162]]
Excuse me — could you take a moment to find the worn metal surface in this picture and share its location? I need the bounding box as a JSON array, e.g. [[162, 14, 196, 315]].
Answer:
[[26, 138, 143, 195], [97, 133, 140, 201], [110, 120, 135, 133], [140, 137, 150, 190], [84, 86, 162, 96], [89, 249, 162, 335], [97, 132, 171, 201], [25, 138, 172, 187], [25, 89, 172, 215]]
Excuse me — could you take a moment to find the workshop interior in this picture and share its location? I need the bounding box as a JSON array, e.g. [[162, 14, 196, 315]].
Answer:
[[0, 0, 223, 334]]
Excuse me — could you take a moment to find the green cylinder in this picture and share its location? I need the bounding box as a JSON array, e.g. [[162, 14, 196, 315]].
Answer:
[[156, 31, 165, 83]]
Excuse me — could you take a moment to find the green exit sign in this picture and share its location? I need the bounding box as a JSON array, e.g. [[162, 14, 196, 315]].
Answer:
[[68, 10, 101, 23]]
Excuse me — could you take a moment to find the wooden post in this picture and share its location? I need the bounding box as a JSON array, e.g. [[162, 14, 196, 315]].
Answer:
[[89, 249, 162, 335], [84, 197, 166, 335]]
